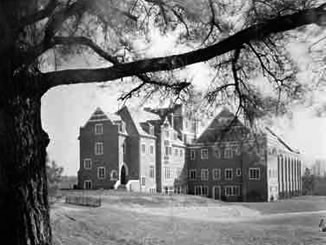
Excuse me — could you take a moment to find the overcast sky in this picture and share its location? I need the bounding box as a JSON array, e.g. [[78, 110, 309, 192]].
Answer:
[[41, 26, 326, 176]]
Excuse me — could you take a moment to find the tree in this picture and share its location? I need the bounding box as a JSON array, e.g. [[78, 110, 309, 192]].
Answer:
[[302, 167, 315, 195], [46, 159, 63, 203], [0, 0, 326, 244]]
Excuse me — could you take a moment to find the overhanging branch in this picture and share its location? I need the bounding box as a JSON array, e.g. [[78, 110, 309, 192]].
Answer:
[[41, 4, 326, 92]]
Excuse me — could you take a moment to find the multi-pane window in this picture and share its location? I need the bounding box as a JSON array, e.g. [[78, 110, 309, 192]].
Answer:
[[84, 180, 92, 189], [201, 149, 208, 159], [224, 186, 240, 196], [95, 123, 103, 135], [95, 142, 103, 155], [236, 168, 242, 176], [180, 149, 183, 157], [165, 130, 170, 138], [212, 168, 221, 180], [165, 146, 172, 156], [141, 144, 146, 153], [190, 150, 196, 160], [189, 169, 197, 180], [194, 185, 208, 196], [164, 167, 171, 179], [84, 159, 92, 169], [141, 177, 146, 185], [224, 148, 233, 159], [149, 165, 155, 178], [97, 167, 105, 179], [214, 149, 221, 159], [249, 168, 260, 180], [150, 145, 154, 154], [175, 148, 178, 156], [201, 169, 209, 181], [225, 168, 233, 180]]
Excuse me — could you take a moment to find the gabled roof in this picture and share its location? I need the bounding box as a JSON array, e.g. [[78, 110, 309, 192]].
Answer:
[[83, 107, 123, 128], [264, 127, 299, 154], [196, 108, 246, 143], [117, 106, 160, 137]]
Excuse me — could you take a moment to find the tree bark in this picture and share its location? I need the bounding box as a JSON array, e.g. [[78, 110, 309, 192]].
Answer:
[[0, 92, 52, 245]]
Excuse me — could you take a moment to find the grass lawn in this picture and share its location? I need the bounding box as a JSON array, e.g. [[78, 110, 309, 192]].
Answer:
[[52, 192, 326, 245]]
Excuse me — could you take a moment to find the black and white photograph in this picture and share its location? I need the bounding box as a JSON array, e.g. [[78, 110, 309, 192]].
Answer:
[[1, 0, 326, 244]]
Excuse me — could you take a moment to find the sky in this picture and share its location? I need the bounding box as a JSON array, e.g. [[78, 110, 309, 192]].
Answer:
[[41, 24, 326, 176]]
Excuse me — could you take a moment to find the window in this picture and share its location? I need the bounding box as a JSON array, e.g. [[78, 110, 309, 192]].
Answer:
[[236, 168, 242, 176], [190, 150, 196, 160], [149, 125, 154, 135], [95, 124, 103, 135], [225, 168, 233, 180], [168, 147, 172, 155], [165, 130, 170, 138], [84, 159, 92, 169], [84, 180, 92, 189], [224, 148, 233, 159], [150, 145, 154, 154], [214, 148, 221, 159], [164, 167, 171, 179], [174, 148, 178, 156], [212, 168, 221, 180], [249, 168, 260, 180], [180, 149, 183, 157], [194, 185, 208, 196], [224, 186, 240, 196], [123, 143, 126, 155], [232, 145, 240, 156], [201, 149, 208, 159], [141, 177, 146, 186], [165, 146, 169, 156], [189, 169, 197, 180], [149, 166, 155, 178], [97, 167, 105, 179], [201, 169, 209, 181], [95, 142, 103, 155], [141, 144, 146, 153], [110, 170, 118, 180]]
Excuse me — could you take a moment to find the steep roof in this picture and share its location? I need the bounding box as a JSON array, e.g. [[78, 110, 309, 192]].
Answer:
[[196, 108, 246, 143], [117, 106, 160, 137], [83, 107, 123, 127]]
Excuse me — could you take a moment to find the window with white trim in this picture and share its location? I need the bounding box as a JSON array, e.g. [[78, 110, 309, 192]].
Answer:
[[141, 144, 146, 153], [201, 149, 208, 159], [190, 150, 196, 160], [141, 177, 146, 185], [149, 165, 155, 178], [180, 149, 183, 157], [224, 185, 240, 196], [174, 148, 178, 156], [95, 142, 103, 155], [97, 167, 105, 179], [194, 185, 208, 196], [84, 159, 92, 169], [189, 169, 197, 180], [84, 180, 92, 189], [214, 148, 221, 159], [224, 148, 233, 159], [164, 167, 171, 179], [201, 169, 209, 181], [225, 168, 233, 180], [212, 168, 221, 180], [95, 123, 103, 135], [236, 168, 242, 176], [110, 170, 118, 180], [150, 145, 154, 154], [249, 168, 260, 180]]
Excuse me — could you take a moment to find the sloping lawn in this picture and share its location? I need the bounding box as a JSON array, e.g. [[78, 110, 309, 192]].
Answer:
[[52, 192, 326, 245]]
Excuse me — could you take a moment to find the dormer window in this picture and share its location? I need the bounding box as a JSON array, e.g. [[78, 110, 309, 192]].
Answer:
[[95, 124, 103, 135]]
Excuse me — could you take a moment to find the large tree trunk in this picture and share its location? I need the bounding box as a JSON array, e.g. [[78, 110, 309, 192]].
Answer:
[[0, 0, 52, 243], [0, 92, 52, 244]]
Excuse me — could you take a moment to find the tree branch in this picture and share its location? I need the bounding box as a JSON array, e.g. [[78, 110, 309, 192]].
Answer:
[[41, 4, 326, 91], [18, 0, 59, 29]]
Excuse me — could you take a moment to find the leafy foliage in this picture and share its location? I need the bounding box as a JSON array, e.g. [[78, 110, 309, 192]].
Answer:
[[302, 168, 315, 195], [46, 158, 64, 202]]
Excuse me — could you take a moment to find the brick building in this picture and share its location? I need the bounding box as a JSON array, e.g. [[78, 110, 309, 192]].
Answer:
[[187, 109, 302, 202], [77, 105, 303, 202]]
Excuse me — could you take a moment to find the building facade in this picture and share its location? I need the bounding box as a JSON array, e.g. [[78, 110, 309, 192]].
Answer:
[[77, 105, 303, 202]]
